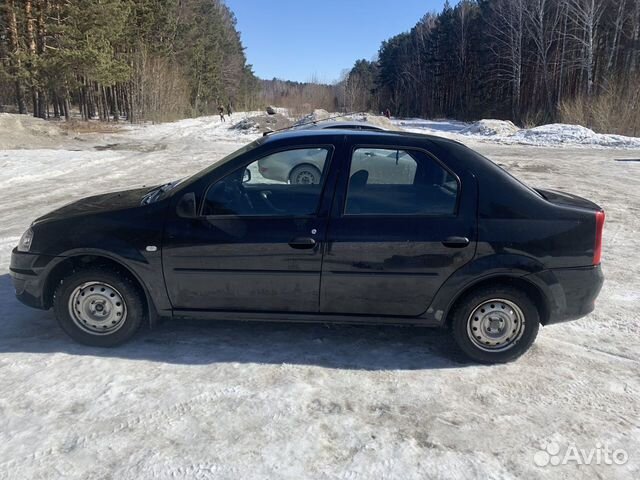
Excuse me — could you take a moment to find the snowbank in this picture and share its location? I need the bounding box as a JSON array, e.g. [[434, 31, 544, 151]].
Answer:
[[127, 113, 262, 146], [231, 113, 293, 133], [345, 113, 398, 130], [0, 113, 66, 149], [511, 123, 640, 148], [461, 119, 519, 137], [398, 116, 640, 148]]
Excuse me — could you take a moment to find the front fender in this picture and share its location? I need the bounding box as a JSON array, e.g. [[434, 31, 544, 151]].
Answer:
[[42, 247, 172, 320]]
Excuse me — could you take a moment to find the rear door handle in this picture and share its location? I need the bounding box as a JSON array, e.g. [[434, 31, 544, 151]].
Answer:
[[288, 237, 316, 250], [442, 236, 470, 248]]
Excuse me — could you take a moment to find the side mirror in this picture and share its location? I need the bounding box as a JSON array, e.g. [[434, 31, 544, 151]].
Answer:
[[242, 168, 251, 183], [176, 192, 197, 218]]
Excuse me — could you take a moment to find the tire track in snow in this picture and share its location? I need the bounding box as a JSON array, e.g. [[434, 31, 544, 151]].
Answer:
[[0, 385, 256, 475]]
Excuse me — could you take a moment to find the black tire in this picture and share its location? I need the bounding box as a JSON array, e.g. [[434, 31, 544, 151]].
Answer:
[[289, 164, 321, 185], [450, 286, 540, 363], [53, 268, 145, 347]]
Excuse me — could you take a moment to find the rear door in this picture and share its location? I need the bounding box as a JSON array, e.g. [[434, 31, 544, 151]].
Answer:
[[320, 142, 477, 317]]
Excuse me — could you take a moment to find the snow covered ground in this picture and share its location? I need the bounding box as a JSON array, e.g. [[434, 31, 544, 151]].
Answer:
[[1, 114, 639, 479]]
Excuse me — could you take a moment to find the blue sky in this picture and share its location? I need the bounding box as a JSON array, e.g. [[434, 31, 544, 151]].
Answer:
[[225, 0, 448, 83]]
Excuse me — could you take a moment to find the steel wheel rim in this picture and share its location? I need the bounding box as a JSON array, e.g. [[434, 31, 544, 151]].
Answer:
[[68, 281, 127, 335], [292, 169, 318, 185], [466, 298, 525, 352]]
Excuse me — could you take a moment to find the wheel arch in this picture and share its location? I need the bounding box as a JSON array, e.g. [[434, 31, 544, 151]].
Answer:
[[443, 275, 550, 328], [43, 253, 158, 326]]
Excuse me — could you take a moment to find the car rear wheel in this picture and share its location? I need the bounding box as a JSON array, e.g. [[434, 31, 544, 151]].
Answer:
[[289, 164, 321, 185], [54, 268, 144, 347], [450, 286, 539, 363]]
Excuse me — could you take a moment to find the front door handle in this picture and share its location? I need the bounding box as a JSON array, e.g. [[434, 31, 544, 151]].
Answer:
[[288, 237, 316, 250], [442, 236, 470, 248]]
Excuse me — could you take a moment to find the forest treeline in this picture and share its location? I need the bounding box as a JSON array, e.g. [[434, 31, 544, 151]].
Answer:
[[0, 0, 260, 122], [344, 0, 640, 135], [260, 77, 340, 115], [2, 0, 639, 133]]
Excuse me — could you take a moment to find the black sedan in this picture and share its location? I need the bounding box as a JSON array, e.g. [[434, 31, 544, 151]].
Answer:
[[10, 127, 605, 363]]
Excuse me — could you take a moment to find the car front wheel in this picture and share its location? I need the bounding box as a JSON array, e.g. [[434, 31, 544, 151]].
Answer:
[[450, 286, 540, 363], [54, 268, 144, 347]]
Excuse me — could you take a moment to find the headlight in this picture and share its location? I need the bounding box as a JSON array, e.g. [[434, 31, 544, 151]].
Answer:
[[17, 228, 34, 252]]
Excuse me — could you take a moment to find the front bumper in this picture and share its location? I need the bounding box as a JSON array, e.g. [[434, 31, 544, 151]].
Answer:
[[9, 248, 59, 309], [526, 264, 604, 325]]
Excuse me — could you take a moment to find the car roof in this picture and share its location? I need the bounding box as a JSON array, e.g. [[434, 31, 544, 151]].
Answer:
[[299, 120, 384, 131], [263, 125, 466, 149]]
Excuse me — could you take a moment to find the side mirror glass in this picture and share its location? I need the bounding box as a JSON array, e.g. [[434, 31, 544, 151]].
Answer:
[[176, 192, 197, 218], [242, 168, 251, 183]]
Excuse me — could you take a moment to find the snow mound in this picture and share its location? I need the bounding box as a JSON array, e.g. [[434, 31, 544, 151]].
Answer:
[[0, 113, 65, 149], [514, 123, 596, 144], [456, 119, 640, 148], [232, 113, 293, 133], [130, 113, 264, 145], [343, 113, 398, 130], [461, 119, 519, 137], [512, 123, 640, 148]]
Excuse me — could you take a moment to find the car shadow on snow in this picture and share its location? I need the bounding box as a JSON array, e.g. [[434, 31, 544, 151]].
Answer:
[[0, 274, 470, 370]]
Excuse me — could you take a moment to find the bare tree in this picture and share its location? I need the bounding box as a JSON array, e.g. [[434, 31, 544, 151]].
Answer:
[[629, 0, 640, 72], [607, 0, 627, 70], [488, 0, 525, 119], [566, 0, 606, 97], [524, 0, 563, 115]]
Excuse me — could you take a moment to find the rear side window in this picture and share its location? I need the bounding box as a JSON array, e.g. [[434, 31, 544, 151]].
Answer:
[[345, 147, 458, 215]]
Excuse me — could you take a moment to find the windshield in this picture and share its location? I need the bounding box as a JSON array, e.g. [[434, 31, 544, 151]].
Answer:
[[141, 138, 265, 205], [182, 138, 265, 185]]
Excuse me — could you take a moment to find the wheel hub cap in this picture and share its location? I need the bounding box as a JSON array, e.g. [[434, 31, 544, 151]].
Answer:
[[68, 282, 127, 335], [467, 299, 525, 352], [294, 171, 317, 184]]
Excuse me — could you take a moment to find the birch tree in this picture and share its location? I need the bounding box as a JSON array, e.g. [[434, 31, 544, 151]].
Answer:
[[566, 0, 606, 97], [487, 0, 525, 119]]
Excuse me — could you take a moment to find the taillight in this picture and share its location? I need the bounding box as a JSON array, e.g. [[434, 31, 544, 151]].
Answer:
[[593, 210, 605, 265]]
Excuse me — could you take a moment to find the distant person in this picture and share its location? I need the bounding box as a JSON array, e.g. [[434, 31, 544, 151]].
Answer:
[[218, 105, 226, 122], [384, 109, 391, 119], [226, 104, 233, 117]]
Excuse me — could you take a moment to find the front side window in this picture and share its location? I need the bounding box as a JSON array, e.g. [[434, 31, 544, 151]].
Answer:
[[345, 147, 458, 215], [203, 147, 331, 216]]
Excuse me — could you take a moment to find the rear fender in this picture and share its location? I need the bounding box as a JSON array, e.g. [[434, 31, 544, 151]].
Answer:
[[421, 253, 555, 326]]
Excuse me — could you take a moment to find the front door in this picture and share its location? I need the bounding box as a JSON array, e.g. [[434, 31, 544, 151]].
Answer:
[[162, 145, 335, 313], [320, 145, 477, 317]]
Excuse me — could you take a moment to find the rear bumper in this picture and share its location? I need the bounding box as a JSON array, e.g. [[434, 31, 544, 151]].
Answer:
[[9, 248, 58, 310], [526, 264, 604, 325]]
